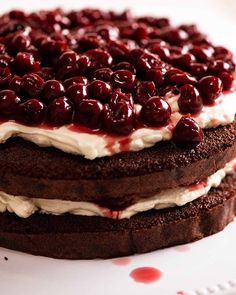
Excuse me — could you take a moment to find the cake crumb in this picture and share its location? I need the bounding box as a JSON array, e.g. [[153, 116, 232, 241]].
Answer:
[[4, 256, 8, 261]]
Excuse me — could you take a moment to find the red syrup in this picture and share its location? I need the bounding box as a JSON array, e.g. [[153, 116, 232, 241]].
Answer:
[[129, 267, 162, 284], [176, 291, 186, 295], [189, 181, 206, 191], [174, 245, 190, 252], [112, 257, 131, 266]]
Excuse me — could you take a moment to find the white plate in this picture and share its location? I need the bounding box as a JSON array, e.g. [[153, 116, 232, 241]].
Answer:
[[0, 219, 236, 295], [0, 0, 235, 294]]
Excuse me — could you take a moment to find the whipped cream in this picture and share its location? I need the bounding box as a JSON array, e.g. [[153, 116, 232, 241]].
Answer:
[[0, 157, 235, 219], [0, 88, 235, 159]]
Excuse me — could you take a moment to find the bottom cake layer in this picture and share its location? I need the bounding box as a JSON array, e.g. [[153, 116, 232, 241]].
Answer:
[[0, 174, 236, 259]]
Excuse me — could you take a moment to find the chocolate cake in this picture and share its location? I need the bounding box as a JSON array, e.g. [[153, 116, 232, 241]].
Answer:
[[0, 8, 234, 259]]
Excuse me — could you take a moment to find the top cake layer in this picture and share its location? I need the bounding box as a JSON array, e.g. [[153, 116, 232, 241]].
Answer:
[[0, 8, 235, 158]]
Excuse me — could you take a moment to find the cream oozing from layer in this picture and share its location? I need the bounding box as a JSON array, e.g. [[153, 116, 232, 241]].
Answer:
[[0, 157, 235, 219], [0, 88, 235, 159]]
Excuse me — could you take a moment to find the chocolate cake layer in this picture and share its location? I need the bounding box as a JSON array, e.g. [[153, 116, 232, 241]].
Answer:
[[0, 173, 235, 259], [0, 119, 235, 206]]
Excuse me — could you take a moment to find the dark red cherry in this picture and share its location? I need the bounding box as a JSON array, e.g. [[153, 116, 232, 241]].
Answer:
[[14, 52, 40, 74], [213, 46, 232, 60], [173, 117, 203, 146], [136, 52, 162, 72], [111, 69, 136, 92], [134, 81, 156, 105], [66, 84, 88, 107], [188, 62, 207, 78], [57, 50, 78, 68], [171, 53, 196, 68], [37, 67, 54, 80], [146, 44, 170, 61], [0, 67, 12, 87], [109, 89, 134, 108], [40, 39, 68, 57], [107, 40, 130, 61], [113, 62, 136, 74], [0, 55, 13, 68], [21, 73, 44, 97], [145, 69, 165, 86], [0, 89, 21, 117], [161, 29, 188, 46], [75, 99, 103, 129], [158, 85, 180, 96], [17, 99, 45, 125], [41, 80, 64, 102], [47, 96, 73, 126], [78, 33, 102, 51], [178, 84, 203, 114], [140, 96, 171, 127], [7, 32, 31, 53], [9, 75, 22, 94], [88, 80, 112, 101], [63, 76, 88, 89], [96, 25, 119, 41], [167, 70, 197, 86], [198, 76, 223, 105], [218, 72, 234, 91], [103, 101, 135, 135], [0, 21, 28, 37], [92, 68, 113, 82], [189, 46, 213, 62], [208, 59, 235, 74]]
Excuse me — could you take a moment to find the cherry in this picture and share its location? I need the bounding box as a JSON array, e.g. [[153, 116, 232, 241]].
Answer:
[[111, 69, 136, 92], [7, 32, 31, 53], [9, 75, 22, 94], [66, 84, 88, 107], [37, 67, 54, 80], [0, 21, 27, 37], [136, 51, 162, 72], [41, 80, 64, 102], [14, 52, 40, 74], [173, 117, 203, 146], [40, 39, 68, 57], [109, 89, 134, 108], [158, 85, 180, 96], [96, 25, 119, 41], [63, 76, 88, 89], [214, 46, 232, 60], [21, 73, 44, 97], [134, 81, 156, 105], [47, 96, 73, 126], [57, 50, 78, 68], [189, 46, 213, 62], [78, 33, 102, 51], [113, 62, 136, 74], [140, 96, 171, 127], [198, 76, 223, 105], [107, 40, 130, 61], [0, 89, 21, 117], [145, 69, 165, 86], [161, 29, 188, 46], [146, 44, 170, 61], [0, 55, 13, 68], [171, 53, 196, 68], [103, 100, 135, 135], [169, 72, 197, 86], [0, 67, 12, 87], [188, 62, 207, 78], [88, 80, 112, 101], [92, 68, 113, 82], [218, 72, 234, 91], [178, 84, 203, 114], [9, 10, 26, 20], [17, 99, 45, 125], [75, 99, 103, 129], [132, 25, 149, 43], [208, 60, 234, 74]]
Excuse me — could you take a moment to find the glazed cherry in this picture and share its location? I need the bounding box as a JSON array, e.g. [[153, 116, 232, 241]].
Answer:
[[109, 89, 134, 108], [136, 52, 162, 72], [66, 84, 88, 107], [75, 99, 103, 129], [57, 50, 78, 68], [0, 21, 28, 37], [189, 46, 213, 62], [161, 29, 188, 46], [78, 33, 102, 51], [14, 52, 40, 74], [63, 76, 88, 89], [96, 25, 119, 41], [158, 85, 180, 96], [218, 72, 234, 91], [134, 81, 156, 105], [178, 84, 203, 114], [41, 80, 64, 102], [0, 89, 21, 117], [108, 40, 130, 61], [172, 117, 203, 146], [92, 68, 113, 82], [9, 75, 22, 94], [145, 69, 165, 86], [171, 53, 196, 68], [0, 55, 13, 68], [208, 60, 234, 74], [188, 62, 207, 78], [111, 69, 136, 92], [103, 101, 135, 135], [88, 80, 112, 101], [198, 76, 223, 105], [113, 62, 136, 74], [17, 99, 45, 125], [146, 44, 170, 61], [167, 70, 197, 86], [21, 73, 44, 97], [7, 33, 31, 53], [47, 96, 73, 126], [140, 96, 171, 127], [0, 67, 12, 87]]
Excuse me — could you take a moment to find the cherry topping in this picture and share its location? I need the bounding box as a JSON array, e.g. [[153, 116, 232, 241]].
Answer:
[[113, 62, 136, 74], [41, 80, 64, 102], [103, 100, 135, 135], [66, 84, 88, 107], [75, 99, 103, 129], [88, 80, 112, 101], [109, 89, 134, 108], [140, 96, 171, 127], [189, 46, 213, 62], [0, 67, 12, 87], [178, 84, 203, 114], [198, 76, 223, 105], [17, 99, 45, 125], [21, 73, 44, 97], [111, 69, 136, 92], [47, 96, 73, 126], [14, 52, 40, 74], [9, 75, 22, 94], [173, 117, 203, 146], [0, 89, 21, 117]]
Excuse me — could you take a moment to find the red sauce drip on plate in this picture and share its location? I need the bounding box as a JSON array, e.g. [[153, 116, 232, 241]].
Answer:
[[130, 267, 162, 284], [112, 257, 131, 266]]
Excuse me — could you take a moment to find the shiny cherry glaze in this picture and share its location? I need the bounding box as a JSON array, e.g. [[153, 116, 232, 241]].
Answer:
[[173, 117, 203, 146], [140, 96, 171, 127], [0, 8, 233, 137]]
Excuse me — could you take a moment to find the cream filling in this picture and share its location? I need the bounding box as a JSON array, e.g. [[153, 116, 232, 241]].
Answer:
[[0, 89, 235, 159], [0, 157, 235, 219]]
